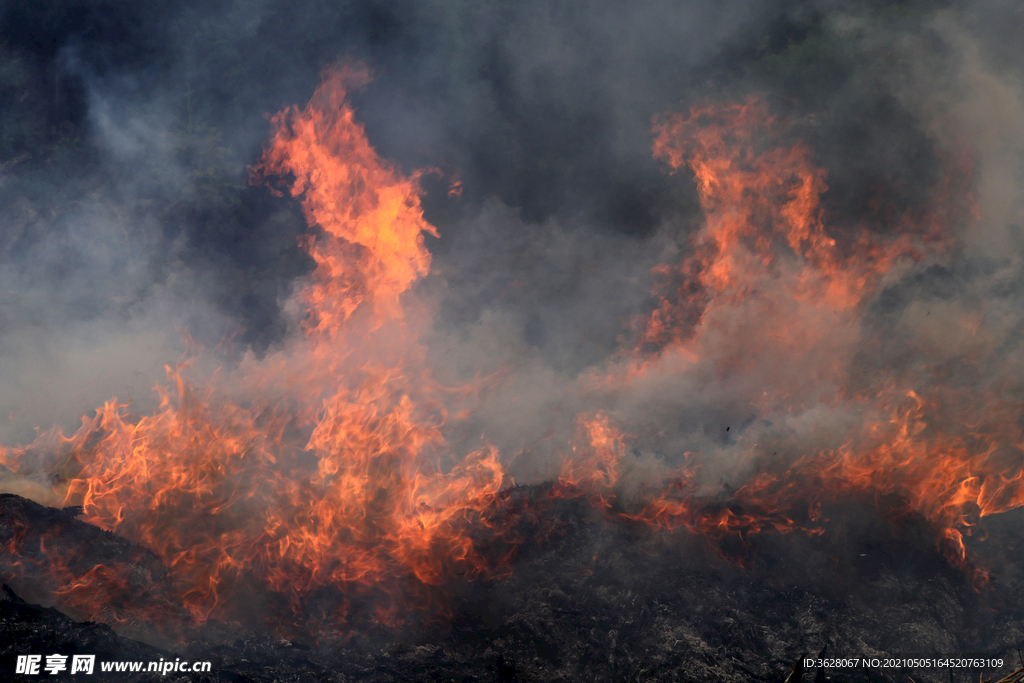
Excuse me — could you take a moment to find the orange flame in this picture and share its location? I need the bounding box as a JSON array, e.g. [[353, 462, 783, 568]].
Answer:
[[613, 97, 1021, 575], [251, 63, 436, 333], [558, 414, 624, 495], [640, 98, 951, 365]]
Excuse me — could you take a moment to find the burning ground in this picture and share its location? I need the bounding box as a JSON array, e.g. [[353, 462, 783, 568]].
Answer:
[[2, 0, 1024, 681]]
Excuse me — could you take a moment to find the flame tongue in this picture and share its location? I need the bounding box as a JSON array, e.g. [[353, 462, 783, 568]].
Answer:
[[252, 64, 437, 336], [642, 99, 948, 386], [605, 98, 1022, 574], [250, 65, 509, 601]]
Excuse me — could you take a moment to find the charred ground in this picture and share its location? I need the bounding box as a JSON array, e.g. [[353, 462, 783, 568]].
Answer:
[[3, 490, 1024, 682]]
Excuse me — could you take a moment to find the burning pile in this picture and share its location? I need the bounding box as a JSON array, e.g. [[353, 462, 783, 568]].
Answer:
[[1, 60, 1022, 647]]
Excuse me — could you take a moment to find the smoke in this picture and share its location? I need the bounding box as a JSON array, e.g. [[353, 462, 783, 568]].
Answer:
[[408, 0, 1024, 507], [1, 0, 1023, 524], [0, 0, 749, 454]]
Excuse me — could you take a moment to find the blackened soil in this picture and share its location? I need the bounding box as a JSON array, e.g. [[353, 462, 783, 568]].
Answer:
[[3, 489, 1024, 683]]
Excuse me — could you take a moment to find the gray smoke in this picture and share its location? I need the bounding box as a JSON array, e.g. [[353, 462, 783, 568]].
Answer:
[[1, 0, 1022, 502]]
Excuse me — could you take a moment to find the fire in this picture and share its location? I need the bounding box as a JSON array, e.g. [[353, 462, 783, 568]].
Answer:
[[250, 63, 435, 333], [610, 97, 1022, 573], [730, 389, 1024, 574], [0, 71, 1020, 637], [0, 64, 516, 634], [558, 414, 624, 497], [638, 98, 949, 380]]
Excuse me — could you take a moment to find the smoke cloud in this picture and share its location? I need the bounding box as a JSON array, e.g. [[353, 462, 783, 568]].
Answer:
[[1, 0, 1022, 535]]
